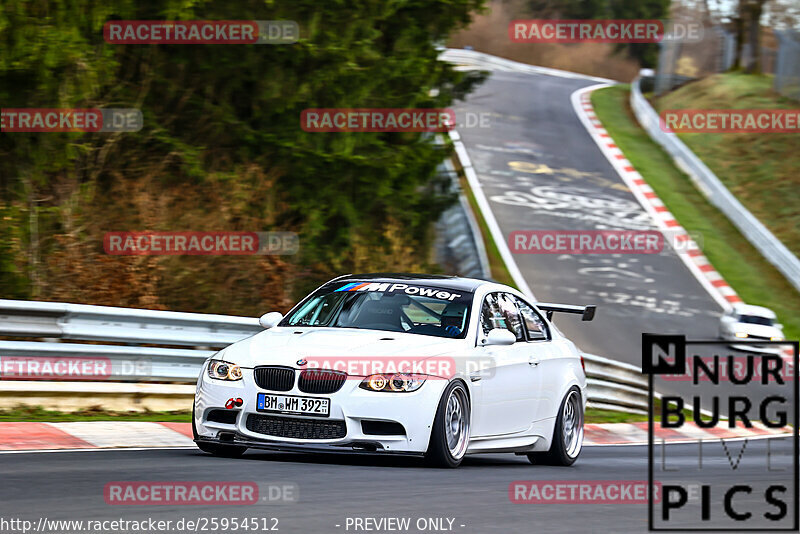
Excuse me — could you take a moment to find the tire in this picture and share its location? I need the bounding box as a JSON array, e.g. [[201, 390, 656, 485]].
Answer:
[[528, 386, 583, 466], [425, 381, 471, 468], [192, 405, 247, 458]]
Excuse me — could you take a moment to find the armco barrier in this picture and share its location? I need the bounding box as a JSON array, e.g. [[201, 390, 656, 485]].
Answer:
[[0, 341, 214, 382], [582, 353, 649, 413], [0, 299, 649, 412], [439, 48, 615, 84], [0, 299, 261, 347], [630, 75, 800, 294]]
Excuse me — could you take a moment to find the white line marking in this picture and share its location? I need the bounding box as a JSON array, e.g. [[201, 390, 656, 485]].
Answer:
[[449, 130, 536, 301]]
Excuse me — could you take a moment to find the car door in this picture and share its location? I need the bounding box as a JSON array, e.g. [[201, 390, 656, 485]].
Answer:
[[471, 292, 540, 437], [514, 296, 560, 422]]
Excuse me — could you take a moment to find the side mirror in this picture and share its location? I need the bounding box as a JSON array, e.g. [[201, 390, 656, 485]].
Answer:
[[775, 323, 783, 330], [259, 312, 284, 330], [483, 328, 516, 346]]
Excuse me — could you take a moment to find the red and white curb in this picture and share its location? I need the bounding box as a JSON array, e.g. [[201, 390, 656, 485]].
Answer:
[[571, 85, 741, 312], [584, 421, 793, 446], [0, 421, 195, 451], [0, 421, 791, 452]]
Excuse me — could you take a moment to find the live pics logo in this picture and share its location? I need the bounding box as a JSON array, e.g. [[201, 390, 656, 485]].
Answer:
[[643, 334, 799, 531]]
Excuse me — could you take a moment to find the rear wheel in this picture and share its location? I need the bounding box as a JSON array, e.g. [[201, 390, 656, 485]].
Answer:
[[192, 405, 247, 458], [527, 387, 583, 466], [425, 381, 471, 468]]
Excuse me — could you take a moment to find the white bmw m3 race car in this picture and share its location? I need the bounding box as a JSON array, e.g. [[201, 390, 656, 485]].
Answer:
[[193, 274, 595, 467]]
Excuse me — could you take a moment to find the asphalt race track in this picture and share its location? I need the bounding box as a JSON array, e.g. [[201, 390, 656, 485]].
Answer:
[[446, 64, 795, 416], [0, 438, 795, 533], [452, 68, 723, 365]]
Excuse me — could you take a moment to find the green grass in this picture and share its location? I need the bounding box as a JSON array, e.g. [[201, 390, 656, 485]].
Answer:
[[0, 406, 192, 422], [591, 85, 800, 342], [656, 73, 800, 259], [585, 398, 697, 425], [585, 408, 647, 424]]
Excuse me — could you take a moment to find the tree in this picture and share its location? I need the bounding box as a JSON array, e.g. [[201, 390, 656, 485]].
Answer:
[[732, 0, 770, 73], [0, 0, 488, 309], [526, 0, 671, 67]]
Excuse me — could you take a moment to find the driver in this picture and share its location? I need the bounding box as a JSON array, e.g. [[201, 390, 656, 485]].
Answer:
[[349, 295, 405, 331]]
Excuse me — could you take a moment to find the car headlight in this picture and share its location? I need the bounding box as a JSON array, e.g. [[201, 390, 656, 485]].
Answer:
[[734, 332, 749, 338], [771, 336, 784, 341], [359, 373, 426, 393], [207, 359, 243, 381]]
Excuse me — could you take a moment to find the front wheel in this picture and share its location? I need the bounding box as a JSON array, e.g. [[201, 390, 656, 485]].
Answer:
[[425, 381, 471, 468], [528, 387, 583, 466]]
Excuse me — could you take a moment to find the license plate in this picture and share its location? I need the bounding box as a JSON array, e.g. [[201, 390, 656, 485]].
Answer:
[[256, 393, 330, 417]]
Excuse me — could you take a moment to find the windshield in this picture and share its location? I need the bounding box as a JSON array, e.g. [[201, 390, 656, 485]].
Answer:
[[281, 282, 473, 339], [738, 314, 774, 327]]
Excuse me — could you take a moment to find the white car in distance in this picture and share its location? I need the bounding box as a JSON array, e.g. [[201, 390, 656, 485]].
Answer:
[[719, 303, 785, 353]]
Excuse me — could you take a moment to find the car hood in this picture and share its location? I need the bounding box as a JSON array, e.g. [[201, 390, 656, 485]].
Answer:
[[217, 326, 468, 369]]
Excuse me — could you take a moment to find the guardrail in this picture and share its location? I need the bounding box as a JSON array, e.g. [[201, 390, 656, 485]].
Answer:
[[0, 299, 261, 347], [0, 341, 214, 382], [439, 48, 615, 84], [582, 354, 649, 413], [0, 299, 649, 412], [631, 75, 800, 294]]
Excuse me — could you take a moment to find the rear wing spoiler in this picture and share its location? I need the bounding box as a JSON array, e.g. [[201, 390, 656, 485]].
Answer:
[[535, 303, 596, 322]]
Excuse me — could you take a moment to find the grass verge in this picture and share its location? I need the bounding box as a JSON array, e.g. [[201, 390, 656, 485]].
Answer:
[[585, 408, 647, 424], [0, 406, 192, 422], [656, 73, 799, 258], [591, 85, 800, 342]]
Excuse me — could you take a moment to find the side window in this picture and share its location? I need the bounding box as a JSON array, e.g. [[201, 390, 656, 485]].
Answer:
[[480, 293, 525, 342], [515, 297, 549, 341], [498, 293, 525, 342], [480, 293, 505, 336]]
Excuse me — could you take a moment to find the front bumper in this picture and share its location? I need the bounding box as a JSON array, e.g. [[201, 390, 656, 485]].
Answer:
[[728, 341, 786, 354], [194, 366, 448, 454], [194, 435, 424, 456]]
